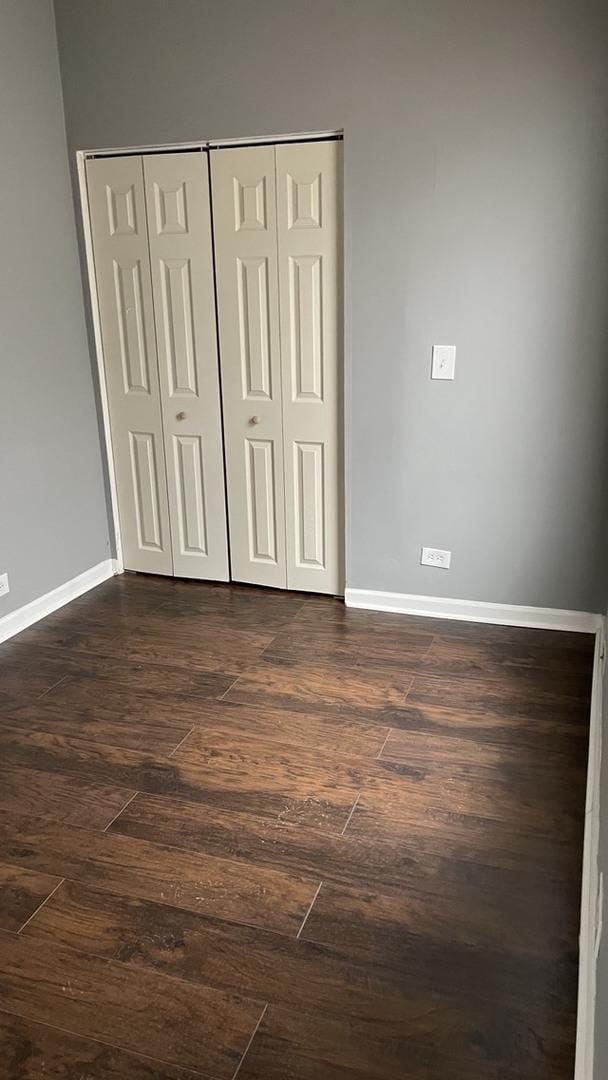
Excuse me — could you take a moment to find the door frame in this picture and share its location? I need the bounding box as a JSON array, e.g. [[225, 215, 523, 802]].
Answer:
[[77, 149, 125, 570], [76, 128, 344, 587]]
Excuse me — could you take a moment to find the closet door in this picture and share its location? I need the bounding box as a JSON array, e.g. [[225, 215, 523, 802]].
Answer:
[[86, 156, 172, 574], [211, 147, 287, 588], [276, 141, 342, 594], [143, 153, 229, 581]]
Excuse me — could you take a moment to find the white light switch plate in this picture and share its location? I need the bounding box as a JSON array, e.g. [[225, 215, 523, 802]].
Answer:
[[431, 345, 456, 380], [0, 573, 9, 597], [421, 547, 451, 569]]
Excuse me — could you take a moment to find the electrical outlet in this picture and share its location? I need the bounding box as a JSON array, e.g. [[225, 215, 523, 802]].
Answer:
[[421, 547, 451, 570], [0, 573, 9, 597]]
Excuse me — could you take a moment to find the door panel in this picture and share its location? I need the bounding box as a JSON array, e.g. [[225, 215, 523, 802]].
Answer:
[[211, 147, 286, 588], [129, 431, 166, 550], [173, 434, 208, 556], [246, 439, 280, 563], [86, 156, 172, 574], [293, 440, 325, 569], [143, 153, 229, 581], [276, 141, 342, 594], [236, 256, 273, 398]]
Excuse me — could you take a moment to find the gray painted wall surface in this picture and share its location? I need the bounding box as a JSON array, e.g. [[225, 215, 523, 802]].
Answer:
[[0, 0, 111, 616], [53, 0, 608, 611]]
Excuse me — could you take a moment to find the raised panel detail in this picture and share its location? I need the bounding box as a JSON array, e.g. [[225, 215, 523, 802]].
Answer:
[[289, 255, 323, 401], [112, 260, 150, 394], [294, 442, 325, 569], [106, 184, 137, 236], [160, 258, 198, 396], [153, 182, 188, 235], [233, 177, 267, 231], [237, 257, 272, 399], [245, 439, 278, 563], [173, 435, 208, 555], [129, 432, 164, 551], [287, 172, 321, 229]]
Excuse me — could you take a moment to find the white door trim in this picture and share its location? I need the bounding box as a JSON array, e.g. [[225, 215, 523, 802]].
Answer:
[[575, 620, 604, 1080], [345, 586, 602, 633], [80, 129, 343, 159], [77, 150, 124, 572], [78, 130, 344, 585], [0, 560, 119, 644]]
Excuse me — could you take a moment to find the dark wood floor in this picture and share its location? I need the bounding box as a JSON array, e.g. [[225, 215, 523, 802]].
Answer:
[[0, 574, 593, 1079]]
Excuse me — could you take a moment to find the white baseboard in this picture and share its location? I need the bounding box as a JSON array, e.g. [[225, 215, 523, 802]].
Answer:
[[344, 587, 602, 634], [0, 559, 120, 644], [575, 621, 604, 1080]]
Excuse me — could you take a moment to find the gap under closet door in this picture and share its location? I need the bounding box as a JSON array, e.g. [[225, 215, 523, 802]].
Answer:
[[211, 146, 287, 589], [86, 155, 173, 574], [143, 152, 229, 581]]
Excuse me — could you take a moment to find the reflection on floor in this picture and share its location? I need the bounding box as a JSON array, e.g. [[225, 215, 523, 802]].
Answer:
[[0, 573, 593, 1078]]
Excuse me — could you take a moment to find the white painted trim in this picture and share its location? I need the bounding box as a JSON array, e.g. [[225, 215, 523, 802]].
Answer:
[[76, 151, 124, 572], [0, 560, 119, 644], [76, 131, 343, 576], [80, 129, 343, 158], [575, 620, 604, 1080], [344, 587, 602, 633]]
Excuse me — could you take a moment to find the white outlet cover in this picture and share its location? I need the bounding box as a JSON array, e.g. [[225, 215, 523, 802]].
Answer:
[[421, 547, 452, 569], [0, 573, 9, 596], [431, 345, 456, 380]]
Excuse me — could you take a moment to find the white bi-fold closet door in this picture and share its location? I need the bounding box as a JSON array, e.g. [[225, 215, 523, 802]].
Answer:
[[86, 152, 229, 580], [87, 139, 341, 594], [212, 140, 342, 595]]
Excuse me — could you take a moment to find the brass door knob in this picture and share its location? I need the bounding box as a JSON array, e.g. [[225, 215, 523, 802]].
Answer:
[[176, 411, 187, 421]]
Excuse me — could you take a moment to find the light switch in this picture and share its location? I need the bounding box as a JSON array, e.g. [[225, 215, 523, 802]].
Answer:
[[431, 345, 456, 380]]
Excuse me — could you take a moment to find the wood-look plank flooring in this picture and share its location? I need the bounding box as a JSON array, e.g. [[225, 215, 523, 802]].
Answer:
[[0, 573, 592, 1078]]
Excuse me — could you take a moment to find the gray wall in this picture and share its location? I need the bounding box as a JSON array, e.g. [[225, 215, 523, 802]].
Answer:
[[0, 0, 111, 617], [53, 0, 608, 612]]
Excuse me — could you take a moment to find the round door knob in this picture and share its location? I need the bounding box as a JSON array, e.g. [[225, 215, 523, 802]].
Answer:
[[176, 411, 187, 421], [250, 415, 261, 425]]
